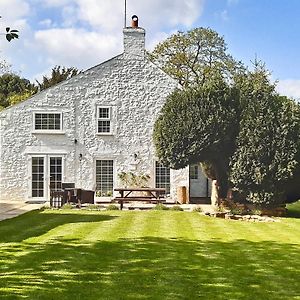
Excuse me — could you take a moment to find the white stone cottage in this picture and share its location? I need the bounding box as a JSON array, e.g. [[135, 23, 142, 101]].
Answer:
[[0, 17, 211, 203]]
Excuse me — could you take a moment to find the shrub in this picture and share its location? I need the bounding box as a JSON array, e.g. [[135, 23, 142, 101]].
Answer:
[[230, 207, 245, 215], [171, 205, 184, 211], [152, 203, 169, 210], [192, 206, 203, 212], [249, 209, 262, 216], [86, 204, 102, 211], [61, 203, 73, 209], [118, 172, 150, 188], [106, 204, 119, 211]]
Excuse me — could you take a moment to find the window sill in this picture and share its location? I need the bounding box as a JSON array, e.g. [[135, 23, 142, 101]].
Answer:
[[96, 132, 114, 136], [32, 130, 65, 135]]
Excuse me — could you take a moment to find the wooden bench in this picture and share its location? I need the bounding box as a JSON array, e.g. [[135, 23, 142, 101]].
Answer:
[[113, 187, 166, 210], [114, 197, 166, 210]]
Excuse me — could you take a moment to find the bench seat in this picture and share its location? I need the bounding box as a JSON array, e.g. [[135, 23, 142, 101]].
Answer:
[[113, 197, 166, 210]]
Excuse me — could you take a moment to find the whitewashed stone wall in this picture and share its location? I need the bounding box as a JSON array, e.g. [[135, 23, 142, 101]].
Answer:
[[0, 26, 190, 202]]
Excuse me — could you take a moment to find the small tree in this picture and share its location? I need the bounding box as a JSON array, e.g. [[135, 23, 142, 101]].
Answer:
[[153, 78, 240, 198]]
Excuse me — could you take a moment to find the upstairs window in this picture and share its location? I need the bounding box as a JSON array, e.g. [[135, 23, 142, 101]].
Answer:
[[34, 113, 62, 131], [97, 107, 111, 134]]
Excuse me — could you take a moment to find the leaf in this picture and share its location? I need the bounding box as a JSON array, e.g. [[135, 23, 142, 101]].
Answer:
[[6, 27, 10, 32], [6, 34, 12, 42]]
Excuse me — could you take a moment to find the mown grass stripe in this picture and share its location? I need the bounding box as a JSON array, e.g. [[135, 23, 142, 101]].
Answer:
[[0, 209, 299, 300]]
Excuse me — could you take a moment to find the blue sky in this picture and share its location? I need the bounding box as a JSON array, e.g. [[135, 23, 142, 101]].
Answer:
[[0, 0, 300, 99]]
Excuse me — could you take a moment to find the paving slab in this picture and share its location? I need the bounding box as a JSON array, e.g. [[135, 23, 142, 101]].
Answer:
[[0, 201, 46, 222]]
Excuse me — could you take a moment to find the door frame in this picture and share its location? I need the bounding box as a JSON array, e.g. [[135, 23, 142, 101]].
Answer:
[[28, 154, 65, 201], [189, 163, 210, 199]]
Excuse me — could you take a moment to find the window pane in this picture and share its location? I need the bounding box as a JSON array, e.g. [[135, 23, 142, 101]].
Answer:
[[35, 113, 61, 130], [190, 165, 199, 180], [32, 157, 44, 198], [98, 120, 111, 133], [99, 107, 110, 119], [49, 157, 62, 192]]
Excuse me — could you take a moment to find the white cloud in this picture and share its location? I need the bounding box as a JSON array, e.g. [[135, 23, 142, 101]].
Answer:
[[0, 0, 30, 21], [41, 0, 74, 7], [277, 79, 300, 100], [79, 0, 203, 30], [33, 28, 122, 76], [147, 30, 177, 51], [1, 0, 205, 80]]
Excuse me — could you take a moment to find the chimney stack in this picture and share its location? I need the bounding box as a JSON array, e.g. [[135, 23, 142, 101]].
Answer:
[[123, 15, 145, 60]]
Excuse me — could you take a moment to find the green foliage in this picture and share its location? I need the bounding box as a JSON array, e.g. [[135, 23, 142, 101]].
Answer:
[[106, 204, 119, 211], [170, 205, 184, 211], [230, 63, 300, 206], [95, 190, 113, 197], [149, 27, 244, 87], [0, 60, 11, 75], [229, 207, 245, 215], [153, 79, 239, 197], [61, 203, 73, 210], [118, 172, 150, 188], [36, 66, 80, 91], [152, 203, 169, 210], [0, 73, 36, 109], [7, 89, 36, 106], [192, 206, 203, 212], [86, 204, 102, 211]]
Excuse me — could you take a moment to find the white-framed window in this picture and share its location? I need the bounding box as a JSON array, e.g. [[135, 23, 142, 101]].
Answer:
[[97, 106, 112, 134], [33, 112, 63, 132], [155, 161, 170, 194], [95, 160, 114, 197]]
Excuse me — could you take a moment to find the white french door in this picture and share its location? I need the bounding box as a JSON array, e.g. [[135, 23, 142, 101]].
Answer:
[[31, 155, 63, 200]]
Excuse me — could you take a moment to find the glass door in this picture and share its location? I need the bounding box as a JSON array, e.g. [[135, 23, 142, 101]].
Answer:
[[31, 155, 63, 200], [32, 157, 45, 198], [49, 157, 62, 193]]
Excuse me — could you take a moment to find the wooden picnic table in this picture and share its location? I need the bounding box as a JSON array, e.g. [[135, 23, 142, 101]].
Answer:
[[114, 187, 166, 210]]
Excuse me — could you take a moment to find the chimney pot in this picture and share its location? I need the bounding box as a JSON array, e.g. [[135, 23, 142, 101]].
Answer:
[[131, 15, 138, 28]]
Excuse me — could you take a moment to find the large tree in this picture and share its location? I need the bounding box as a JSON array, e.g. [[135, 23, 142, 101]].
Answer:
[[36, 66, 80, 91], [153, 77, 240, 198], [154, 62, 300, 206], [149, 27, 244, 88]]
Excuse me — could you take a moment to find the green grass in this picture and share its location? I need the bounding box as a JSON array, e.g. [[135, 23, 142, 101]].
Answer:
[[287, 200, 300, 218], [0, 207, 299, 300]]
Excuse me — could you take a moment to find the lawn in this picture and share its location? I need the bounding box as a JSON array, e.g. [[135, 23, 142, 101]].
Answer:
[[0, 206, 299, 300]]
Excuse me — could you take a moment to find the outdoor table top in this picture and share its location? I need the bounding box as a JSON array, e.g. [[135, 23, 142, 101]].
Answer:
[[114, 187, 166, 192]]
